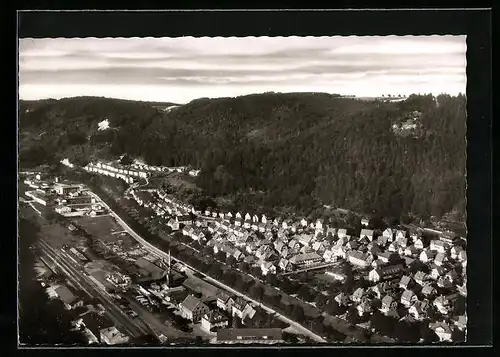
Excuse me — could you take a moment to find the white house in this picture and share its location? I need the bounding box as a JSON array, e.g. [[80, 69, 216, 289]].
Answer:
[[429, 321, 453, 342]]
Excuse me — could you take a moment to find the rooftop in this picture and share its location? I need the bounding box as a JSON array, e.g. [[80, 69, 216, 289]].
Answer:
[[216, 328, 283, 341]]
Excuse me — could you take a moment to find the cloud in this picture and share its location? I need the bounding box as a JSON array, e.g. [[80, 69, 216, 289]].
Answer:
[[18, 36, 466, 103]]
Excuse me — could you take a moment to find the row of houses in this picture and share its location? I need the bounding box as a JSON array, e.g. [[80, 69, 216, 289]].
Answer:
[[84, 162, 142, 183], [130, 162, 200, 177]]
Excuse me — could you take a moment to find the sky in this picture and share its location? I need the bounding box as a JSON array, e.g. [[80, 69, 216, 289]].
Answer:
[[18, 36, 466, 104]]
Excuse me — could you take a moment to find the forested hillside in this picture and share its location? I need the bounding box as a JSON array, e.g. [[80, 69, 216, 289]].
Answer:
[[19, 93, 466, 222]]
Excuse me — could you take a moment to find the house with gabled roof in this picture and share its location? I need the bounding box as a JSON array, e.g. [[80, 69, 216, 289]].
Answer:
[[396, 236, 408, 248], [400, 289, 417, 307], [287, 239, 300, 250], [380, 294, 397, 315], [231, 297, 256, 320], [356, 299, 372, 317], [377, 235, 389, 247], [282, 219, 293, 230], [351, 287, 365, 303], [377, 251, 398, 264], [358, 236, 371, 247], [429, 321, 453, 342], [388, 241, 399, 252], [419, 249, 437, 263], [312, 241, 326, 253], [430, 265, 446, 280], [216, 292, 235, 312], [382, 228, 394, 240], [337, 228, 348, 239], [201, 310, 229, 332], [279, 258, 292, 272], [336, 235, 350, 247], [325, 226, 337, 238], [359, 229, 374, 241], [315, 219, 324, 233], [371, 282, 393, 299], [347, 250, 372, 268], [404, 245, 419, 257], [334, 292, 350, 306], [274, 240, 285, 252], [289, 252, 322, 267], [179, 295, 210, 322], [414, 238, 428, 250], [261, 261, 277, 276], [408, 300, 429, 321], [433, 294, 458, 315], [421, 284, 437, 298], [371, 258, 385, 269], [297, 233, 314, 247], [450, 246, 463, 260], [368, 263, 404, 283], [430, 240, 449, 254], [444, 270, 459, 284], [458, 250, 467, 262], [434, 252, 447, 266], [454, 315, 467, 331], [299, 245, 311, 254], [233, 249, 245, 262], [395, 230, 407, 240], [322, 249, 334, 262], [437, 276, 454, 289], [345, 240, 359, 251], [361, 218, 370, 227], [280, 247, 290, 258], [399, 275, 413, 290]]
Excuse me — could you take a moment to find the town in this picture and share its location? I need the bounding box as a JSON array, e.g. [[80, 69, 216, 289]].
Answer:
[[19, 156, 467, 345]]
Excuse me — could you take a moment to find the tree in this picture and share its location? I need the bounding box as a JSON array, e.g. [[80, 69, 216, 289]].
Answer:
[[297, 284, 314, 302], [226, 255, 237, 267], [395, 321, 419, 343], [314, 294, 328, 310], [291, 305, 305, 322], [208, 264, 223, 280], [223, 271, 237, 286], [215, 251, 226, 261], [346, 306, 359, 325], [238, 261, 250, 273], [265, 273, 278, 286], [251, 266, 262, 278], [232, 315, 243, 328], [249, 283, 265, 301], [119, 154, 134, 165], [325, 299, 342, 316]]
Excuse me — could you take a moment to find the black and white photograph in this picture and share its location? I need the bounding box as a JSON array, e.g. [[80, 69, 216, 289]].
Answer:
[[17, 16, 472, 347]]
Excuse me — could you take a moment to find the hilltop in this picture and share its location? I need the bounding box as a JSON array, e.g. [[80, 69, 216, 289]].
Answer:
[[18, 92, 466, 222]]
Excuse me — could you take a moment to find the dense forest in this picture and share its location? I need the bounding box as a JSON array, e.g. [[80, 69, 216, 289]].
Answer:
[[19, 93, 466, 222]]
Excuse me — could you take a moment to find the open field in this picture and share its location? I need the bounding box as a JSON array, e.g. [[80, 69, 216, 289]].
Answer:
[[35, 217, 84, 249], [71, 215, 128, 242]]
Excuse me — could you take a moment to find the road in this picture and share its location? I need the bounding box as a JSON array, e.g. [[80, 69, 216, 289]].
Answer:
[[37, 238, 151, 338], [87, 190, 327, 343]]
